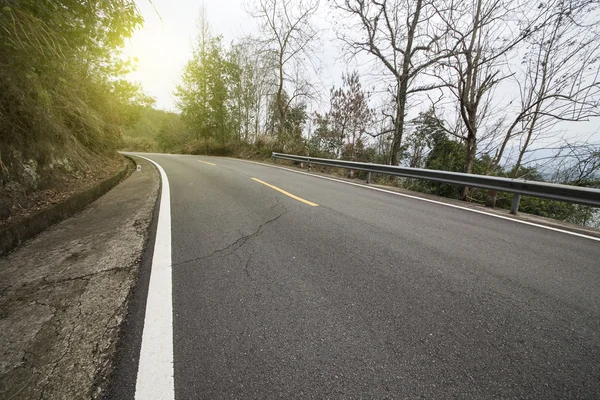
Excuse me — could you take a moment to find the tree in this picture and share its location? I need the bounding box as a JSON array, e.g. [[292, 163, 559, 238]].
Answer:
[[239, 38, 279, 139], [265, 90, 308, 150], [250, 0, 320, 144], [309, 112, 338, 156], [422, 137, 467, 198], [226, 41, 263, 142], [175, 12, 230, 146], [550, 144, 600, 187], [490, 0, 600, 178], [434, 0, 554, 199], [404, 107, 446, 168], [329, 71, 375, 160], [333, 0, 454, 165]]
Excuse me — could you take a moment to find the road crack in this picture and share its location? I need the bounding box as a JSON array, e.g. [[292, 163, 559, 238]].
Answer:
[[173, 200, 287, 267], [2, 267, 129, 300], [244, 255, 254, 281], [38, 284, 85, 400]]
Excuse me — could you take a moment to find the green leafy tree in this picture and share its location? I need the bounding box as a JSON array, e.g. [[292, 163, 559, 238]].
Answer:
[[309, 112, 338, 157], [404, 108, 446, 168], [176, 32, 229, 145], [421, 138, 467, 198]]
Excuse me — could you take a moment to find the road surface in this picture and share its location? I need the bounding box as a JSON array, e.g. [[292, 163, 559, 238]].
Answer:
[[108, 154, 600, 399]]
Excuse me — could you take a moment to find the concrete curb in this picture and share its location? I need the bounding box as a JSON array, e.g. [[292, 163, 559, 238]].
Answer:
[[0, 157, 134, 255]]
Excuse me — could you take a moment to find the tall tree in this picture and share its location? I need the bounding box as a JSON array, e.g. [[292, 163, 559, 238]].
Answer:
[[175, 12, 229, 146], [250, 0, 320, 144], [328, 71, 375, 160], [490, 0, 600, 178], [333, 0, 454, 165], [435, 0, 550, 199], [227, 44, 251, 142]]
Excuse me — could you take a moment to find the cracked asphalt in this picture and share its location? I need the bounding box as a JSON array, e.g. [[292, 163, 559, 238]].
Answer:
[[106, 154, 600, 399]]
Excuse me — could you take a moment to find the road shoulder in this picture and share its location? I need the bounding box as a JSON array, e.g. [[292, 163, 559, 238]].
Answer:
[[0, 156, 159, 399]]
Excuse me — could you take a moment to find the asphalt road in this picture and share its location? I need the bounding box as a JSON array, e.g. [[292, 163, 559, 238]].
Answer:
[[109, 154, 600, 399]]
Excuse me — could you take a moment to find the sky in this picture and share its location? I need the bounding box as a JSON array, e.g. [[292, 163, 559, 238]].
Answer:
[[122, 0, 345, 112], [122, 0, 599, 167], [122, 0, 256, 111]]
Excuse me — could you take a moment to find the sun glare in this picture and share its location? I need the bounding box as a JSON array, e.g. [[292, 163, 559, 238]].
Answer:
[[121, 8, 190, 111]]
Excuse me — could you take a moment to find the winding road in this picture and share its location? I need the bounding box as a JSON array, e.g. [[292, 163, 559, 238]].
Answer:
[[108, 153, 600, 399]]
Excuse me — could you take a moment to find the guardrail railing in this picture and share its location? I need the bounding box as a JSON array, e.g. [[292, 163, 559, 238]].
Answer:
[[271, 152, 600, 215]]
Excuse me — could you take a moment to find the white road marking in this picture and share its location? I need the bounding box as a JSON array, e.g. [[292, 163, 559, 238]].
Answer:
[[133, 155, 174, 400], [231, 158, 600, 243]]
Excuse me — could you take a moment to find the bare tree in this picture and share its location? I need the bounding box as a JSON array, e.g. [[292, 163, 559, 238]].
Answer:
[[332, 0, 454, 165], [239, 38, 279, 139], [227, 39, 276, 143], [434, 0, 551, 199], [490, 0, 600, 178], [549, 143, 600, 185], [250, 0, 321, 144]]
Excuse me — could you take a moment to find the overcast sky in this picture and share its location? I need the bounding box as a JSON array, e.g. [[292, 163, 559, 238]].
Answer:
[[122, 0, 345, 112], [122, 0, 598, 164]]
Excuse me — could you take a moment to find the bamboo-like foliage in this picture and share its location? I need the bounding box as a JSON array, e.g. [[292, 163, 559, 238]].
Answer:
[[0, 0, 143, 183]]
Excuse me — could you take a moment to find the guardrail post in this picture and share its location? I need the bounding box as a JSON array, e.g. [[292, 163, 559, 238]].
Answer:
[[366, 171, 372, 184], [510, 194, 521, 215], [485, 190, 497, 208]]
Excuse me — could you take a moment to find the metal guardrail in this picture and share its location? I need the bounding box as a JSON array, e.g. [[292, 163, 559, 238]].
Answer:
[[271, 152, 600, 214]]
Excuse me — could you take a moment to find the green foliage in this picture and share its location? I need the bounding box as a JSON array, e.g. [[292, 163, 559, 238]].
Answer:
[[426, 140, 465, 172], [265, 91, 308, 148], [175, 35, 230, 146], [516, 197, 598, 227], [121, 107, 187, 153], [409, 136, 467, 198], [0, 0, 146, 189], [309, 113, 338, 157], [404, 108, 446, 168], [402, 131, 599, 226]]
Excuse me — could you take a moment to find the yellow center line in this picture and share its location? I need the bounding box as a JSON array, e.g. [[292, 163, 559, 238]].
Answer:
[[251, 178, 319, 207], [198, 160, 216, 166]]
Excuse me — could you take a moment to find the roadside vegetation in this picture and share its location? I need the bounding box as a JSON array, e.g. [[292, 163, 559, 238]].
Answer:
[[0, 1, 151, 222], [122, 1, 599, 227], [1, 1, 597, 227]]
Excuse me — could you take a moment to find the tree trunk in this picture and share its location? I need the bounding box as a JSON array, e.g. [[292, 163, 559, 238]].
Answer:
[[255, 94, 261, 138], [390, 84, 407, 165], [461, 136, 476, 200], [276, 53, 286, 143], [512, 125, 534, 178]]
